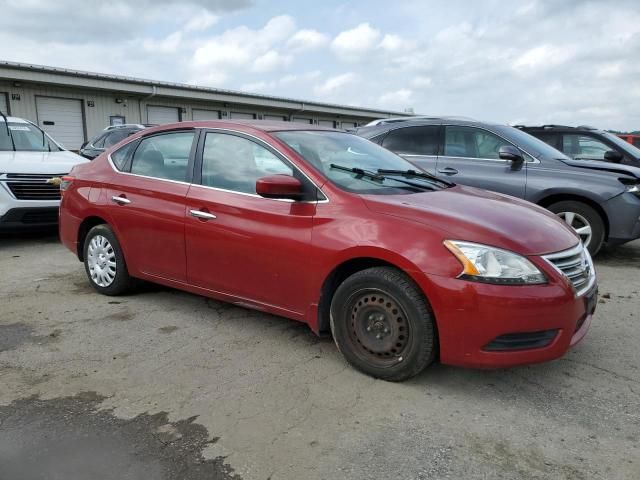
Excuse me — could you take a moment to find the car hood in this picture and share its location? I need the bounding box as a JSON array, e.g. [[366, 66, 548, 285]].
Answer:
[[362, 185, 579, 256], [560, 158, 640, 179], [0, 150, 88, 174]]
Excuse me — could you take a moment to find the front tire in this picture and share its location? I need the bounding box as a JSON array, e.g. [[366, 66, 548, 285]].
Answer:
[[83, 224, 133, 296], [547, 201, 605, 256], [330, 267, 437, 382]]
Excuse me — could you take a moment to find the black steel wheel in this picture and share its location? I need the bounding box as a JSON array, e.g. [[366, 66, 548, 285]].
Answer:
[[330, 267, 437, 381]]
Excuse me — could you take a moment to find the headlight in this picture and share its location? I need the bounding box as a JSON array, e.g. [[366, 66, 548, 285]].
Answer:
[[443, 240, 547, 285], [626, 184, 640, 197]]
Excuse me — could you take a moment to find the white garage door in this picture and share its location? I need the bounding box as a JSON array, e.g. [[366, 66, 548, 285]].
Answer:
[[0, 93, 8, 116], [293, 117, 313, 124], [147, 105, 180, 125], [264, 114, 287, 122], [318, 120, 336, 128], [230, 111, 255, 120], [192, 109, 220, 121], [341, 121, 358, 129], [36, 97, 84, 150]]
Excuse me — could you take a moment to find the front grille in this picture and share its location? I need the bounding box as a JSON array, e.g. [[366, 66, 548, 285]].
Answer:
[[543, 244, 595, 296], [3, 173, 65, 200]]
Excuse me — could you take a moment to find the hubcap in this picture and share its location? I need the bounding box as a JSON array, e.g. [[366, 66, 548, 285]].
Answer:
[[557, 211, 592, 248], [347, 289, 410, 366], [87, 235, 117, 287]]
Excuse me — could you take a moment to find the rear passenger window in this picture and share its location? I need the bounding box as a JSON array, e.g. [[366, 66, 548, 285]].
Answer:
[[130, 131, 194, 181], [382, 126, 439, 155]]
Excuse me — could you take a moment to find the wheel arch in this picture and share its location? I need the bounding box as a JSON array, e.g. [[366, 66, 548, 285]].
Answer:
[[316, 255, 425, 335], [537, 193, 610, 240], [77, 216, 110, 261]]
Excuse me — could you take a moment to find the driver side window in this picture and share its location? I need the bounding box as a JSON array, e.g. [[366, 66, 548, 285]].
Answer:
[[201, 133, 293, 194], [444, 126, 510, 160]]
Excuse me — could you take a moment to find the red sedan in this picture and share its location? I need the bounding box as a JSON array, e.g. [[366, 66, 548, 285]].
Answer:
[[59, 121, 597, 381]]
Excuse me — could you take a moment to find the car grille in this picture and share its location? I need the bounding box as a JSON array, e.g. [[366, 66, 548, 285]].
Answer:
[[3, 173, 65, 200], [543, 244, 595, 296]]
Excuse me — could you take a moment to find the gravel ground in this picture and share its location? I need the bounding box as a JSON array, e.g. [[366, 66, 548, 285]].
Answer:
[[0, 231, 638, 480]]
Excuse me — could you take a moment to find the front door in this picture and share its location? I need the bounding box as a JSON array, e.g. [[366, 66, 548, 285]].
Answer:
[[105, 130, 196, 282], [185, 131, 316, 315], [435, 125, 527, 198]]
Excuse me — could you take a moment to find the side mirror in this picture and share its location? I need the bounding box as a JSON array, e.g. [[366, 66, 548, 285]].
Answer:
[[499, 145, 525, 169], [256, 174, 303, 200], [604, 150, 623, 163]]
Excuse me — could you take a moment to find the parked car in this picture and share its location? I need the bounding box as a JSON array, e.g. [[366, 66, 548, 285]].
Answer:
[[79, 124, 151, 160], [357, 118, 640, 255], [517, 124, 640, 168], [0, 114, 88, 230], [617, 133, 640, 149], [59, 120, 597, 381]]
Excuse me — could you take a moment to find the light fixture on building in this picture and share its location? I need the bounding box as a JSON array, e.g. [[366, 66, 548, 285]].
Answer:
[[115, 98, 124, 104]]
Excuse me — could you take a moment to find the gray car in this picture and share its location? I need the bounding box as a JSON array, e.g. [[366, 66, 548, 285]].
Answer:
[[356, 118, 640, 255]]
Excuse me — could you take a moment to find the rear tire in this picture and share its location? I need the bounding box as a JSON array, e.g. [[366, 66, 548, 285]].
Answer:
[[330, 267, 437, 382], [547, 201, 605, 256], [83, 224, 133, 296]]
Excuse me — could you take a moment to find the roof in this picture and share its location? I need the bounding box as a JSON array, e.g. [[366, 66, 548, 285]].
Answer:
[[0, 60, 412, 119], [139, 119, 344, 136], [356, 117, 503, 137], [0, 116, 29, 123]]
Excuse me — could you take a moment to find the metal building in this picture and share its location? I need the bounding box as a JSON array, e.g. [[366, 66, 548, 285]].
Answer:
[[0, 61, 408, 150]]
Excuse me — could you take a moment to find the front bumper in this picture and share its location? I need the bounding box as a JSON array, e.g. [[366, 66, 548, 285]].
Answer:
[[419, 269, 596, 369], [0, 207, 59, 230], [604, 192, 640, 245]]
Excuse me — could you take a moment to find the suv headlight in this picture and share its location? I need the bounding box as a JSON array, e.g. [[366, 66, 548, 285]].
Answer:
[[626, 184, 640, 198], [444, 240, 547, 285]]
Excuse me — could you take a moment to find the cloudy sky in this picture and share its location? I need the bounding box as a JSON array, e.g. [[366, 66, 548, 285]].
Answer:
[[1, 0, 639, 130]]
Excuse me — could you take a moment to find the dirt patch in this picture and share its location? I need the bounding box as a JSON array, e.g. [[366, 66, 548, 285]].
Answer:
[[0, 324, 34, 352]]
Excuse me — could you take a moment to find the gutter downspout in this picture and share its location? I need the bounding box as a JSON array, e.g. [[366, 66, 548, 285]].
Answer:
[[139, 85, 157, 123]]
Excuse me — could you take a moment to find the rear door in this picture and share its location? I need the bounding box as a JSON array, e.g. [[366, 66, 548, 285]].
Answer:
[[185, 130, 316, 315], [380, 125, 441, 174], [105, 130, 196, 282], [435, 125, 526, 198]]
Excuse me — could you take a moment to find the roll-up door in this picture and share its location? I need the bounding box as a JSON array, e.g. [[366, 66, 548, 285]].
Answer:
[[230, 112, 255, 120], [192, 109, 221, 121], [341, 121, 358, 129], [318, 120, 336, 128], [292, 117, 313, 124], [0, 93, 8, 115], [36, 96, 84, 150], [264, 114, 287, 122], [147, 105, 180, 125]]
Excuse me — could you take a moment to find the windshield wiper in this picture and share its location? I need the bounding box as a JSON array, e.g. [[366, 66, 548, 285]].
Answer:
[[330, 163, 435, 191], [0, 109, 16, 151], [377, 168, 454, 187]]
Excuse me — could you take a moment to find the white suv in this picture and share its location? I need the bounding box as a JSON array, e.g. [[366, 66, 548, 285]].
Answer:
[[0, 115, 88, 230]]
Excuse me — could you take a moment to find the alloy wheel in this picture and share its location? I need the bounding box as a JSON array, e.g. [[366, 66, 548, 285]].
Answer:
[[556, 211, 593, 248]]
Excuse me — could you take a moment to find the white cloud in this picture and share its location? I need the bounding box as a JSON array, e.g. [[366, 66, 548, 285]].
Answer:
[[184, 11, 219, 31], [314, 73, 358, 95], [512, 44, 575, 72], [331, 23, 381, 60], [287, 29, 330, 52], [410, 76, 433, 88], [379, 89, 413, 107], [143, 31, 182, 54], [379, 34, 404, 52], [251, 50, 293, 73]]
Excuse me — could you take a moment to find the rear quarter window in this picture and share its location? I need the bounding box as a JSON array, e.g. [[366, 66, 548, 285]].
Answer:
[[110, 141, 137, 170]]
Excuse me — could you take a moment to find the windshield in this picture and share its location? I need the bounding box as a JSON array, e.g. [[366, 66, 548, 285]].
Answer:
[[274, 130, 446, 194], [602, 131, 640, 158], [0, 121, 61, 152], [495, 125, 570, 160]]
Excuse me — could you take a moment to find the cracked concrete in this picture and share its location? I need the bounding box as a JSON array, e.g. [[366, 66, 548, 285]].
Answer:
[[0, 231, 638, 479]]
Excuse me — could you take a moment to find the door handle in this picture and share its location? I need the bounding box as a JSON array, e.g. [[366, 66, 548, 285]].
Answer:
[[437, 167, 459, 175], [190, 209, 217, 220], [111, 195, 131, 205]]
